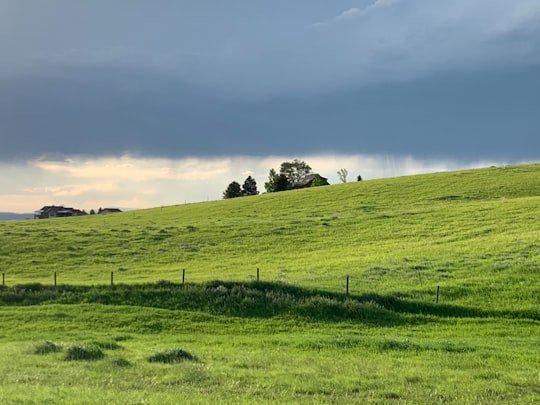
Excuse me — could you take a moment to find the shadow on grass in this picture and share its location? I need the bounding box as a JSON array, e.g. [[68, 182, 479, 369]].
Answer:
[[0, 281, 537, 326]]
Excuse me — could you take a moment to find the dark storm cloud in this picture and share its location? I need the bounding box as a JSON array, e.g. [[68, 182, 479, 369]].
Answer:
[[1, 65, 539, 160], [1, 0, 540, 161]]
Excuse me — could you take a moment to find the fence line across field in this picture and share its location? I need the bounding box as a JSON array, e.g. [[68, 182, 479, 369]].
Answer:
[[0, 271, 442, 303]]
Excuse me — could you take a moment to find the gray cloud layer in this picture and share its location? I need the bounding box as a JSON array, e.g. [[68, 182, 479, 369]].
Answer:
[[1, 0, 539, 160]]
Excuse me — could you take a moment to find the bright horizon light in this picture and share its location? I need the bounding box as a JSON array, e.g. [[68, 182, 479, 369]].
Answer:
[[0, 153, 514, 214]]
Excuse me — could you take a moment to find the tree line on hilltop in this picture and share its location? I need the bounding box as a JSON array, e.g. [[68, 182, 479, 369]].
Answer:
[[223, 159, 361, 199]]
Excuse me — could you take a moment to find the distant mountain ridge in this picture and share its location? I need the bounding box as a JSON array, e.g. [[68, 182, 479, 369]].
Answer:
[[0, 212, 34, 221]]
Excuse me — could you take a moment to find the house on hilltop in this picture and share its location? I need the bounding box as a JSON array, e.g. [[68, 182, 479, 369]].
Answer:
[[34, 205, 85, 219], [98, 208, 122, 215], [292, 174, 329, 189]]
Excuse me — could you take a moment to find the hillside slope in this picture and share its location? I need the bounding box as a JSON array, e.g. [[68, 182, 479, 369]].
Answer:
[[1, 164, 539, 313], [1, 164, 539, 404]]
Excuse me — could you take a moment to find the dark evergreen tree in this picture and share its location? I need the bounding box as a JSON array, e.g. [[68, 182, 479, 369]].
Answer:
[[274, 173, 291, 191], [242, 176, 259, 196], [265, 169, 292, 192], [264, 168, 279, 193], [223, 181, 243, 199]]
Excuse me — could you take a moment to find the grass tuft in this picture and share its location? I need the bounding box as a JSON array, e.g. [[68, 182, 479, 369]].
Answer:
[[34, 340, 63, 355], [110, 357, 131, 367], [147, 348, 198, 364], [65, 344, 104, 361]]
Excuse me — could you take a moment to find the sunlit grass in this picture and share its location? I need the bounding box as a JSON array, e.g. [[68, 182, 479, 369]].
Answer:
[[0, 304, 538, 404], [0, 163, 539, 403]]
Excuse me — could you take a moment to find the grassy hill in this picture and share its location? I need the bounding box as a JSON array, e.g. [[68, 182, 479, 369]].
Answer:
[[1, 164, 538, 310], [0, 163, 539, 404]]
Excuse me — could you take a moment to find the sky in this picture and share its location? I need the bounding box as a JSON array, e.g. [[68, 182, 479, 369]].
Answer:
[[1, 0, 539, 213]]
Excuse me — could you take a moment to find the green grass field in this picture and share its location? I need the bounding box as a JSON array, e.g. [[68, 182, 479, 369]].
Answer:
[[0, 164, 539, 403]]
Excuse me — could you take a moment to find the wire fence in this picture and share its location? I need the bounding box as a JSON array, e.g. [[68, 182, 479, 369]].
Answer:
[[1, 270, 443, 302]]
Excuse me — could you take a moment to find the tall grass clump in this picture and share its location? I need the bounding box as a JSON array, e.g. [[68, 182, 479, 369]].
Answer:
[[147, 348, 198, 364], [34, 340, 63, 355], [64, 344, 104, 361], [110, 357, 132, 368]]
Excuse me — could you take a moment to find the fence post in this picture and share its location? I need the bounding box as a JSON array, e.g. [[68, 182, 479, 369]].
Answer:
[[346, 274, 349, 296], [436, 285, 440, 303], [256, 268, 260, 282], [2, 273, 4, 287], [182, 269, 185, 284], [111, 272, 114, 286], [54, 272, 57, 287]]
